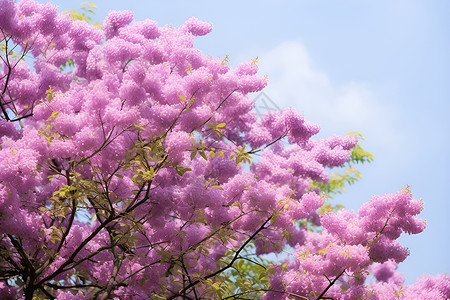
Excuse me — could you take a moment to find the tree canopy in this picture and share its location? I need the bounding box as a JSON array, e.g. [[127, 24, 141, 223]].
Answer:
[[0, 1, 448, 299]]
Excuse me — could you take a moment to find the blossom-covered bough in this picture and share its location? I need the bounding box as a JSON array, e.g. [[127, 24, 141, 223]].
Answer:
[[0, 1, 448, 299]]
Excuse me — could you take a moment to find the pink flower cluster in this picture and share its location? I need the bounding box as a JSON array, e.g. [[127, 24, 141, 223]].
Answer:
[[264, 188, 434, 299]]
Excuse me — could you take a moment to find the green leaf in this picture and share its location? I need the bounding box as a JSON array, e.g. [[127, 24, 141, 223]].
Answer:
[[199, 151, 208, 161], [134, 124, 145, 131], [270, 212, 278, 226], [231, 201, 242, 209], [213, 129, 222, 137], [81, 2, 97, 8], [258, 272, 268, 280], [190, 150, 197, 160], [175, 166, 192, 176]]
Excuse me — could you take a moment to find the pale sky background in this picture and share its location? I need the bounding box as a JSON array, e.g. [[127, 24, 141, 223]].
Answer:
[[37, 0, 450, 284]]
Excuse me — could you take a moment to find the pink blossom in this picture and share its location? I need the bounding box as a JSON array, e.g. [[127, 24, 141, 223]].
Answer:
[[103, 10, 134, 39], [180, 17, 213, 36]]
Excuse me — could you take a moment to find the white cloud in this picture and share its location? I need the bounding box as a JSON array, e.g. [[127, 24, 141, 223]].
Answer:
[[256, 41, 399, 149]]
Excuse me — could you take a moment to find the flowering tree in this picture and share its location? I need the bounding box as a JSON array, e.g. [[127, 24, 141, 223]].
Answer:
[[0, 1, 448, 299]]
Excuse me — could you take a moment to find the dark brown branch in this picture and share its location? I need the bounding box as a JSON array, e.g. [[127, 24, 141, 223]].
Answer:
[[179, 259, 198, 300], [56, 169, 77, 254], [8, 235, 37, 300], [222, 288, 309, 300], [36, 215, 116, 285], [316, 269, 345, 300], [7, 235, 34, 277], [99, 247, 124, 299], [8, 112, 34, 122], [76, 124, 129, 166], [114, 259, 162, 287], [247, 131, 288, 154], [167, 215, 272, 300], [37, 152, 167, 286], [124, 154, 168, 213], [163, 88, 201, 138], [1, 38, 12, 96], [195, 89, 238, 131], [45, 282, 102, 289]]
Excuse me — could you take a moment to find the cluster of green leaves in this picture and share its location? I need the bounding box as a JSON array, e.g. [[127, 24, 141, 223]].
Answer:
[[123, 134, 166, 185], [38, 110, 60, 145], [188, 121, 255, 168], [37, 87, 76, 145], [189, 141, 224, 162], [214, 244, 273, 299], [206, 122, 226, 138], [63, 2, 101, 28], [178, 94, 196, 112], [230, 146, 252, 166]]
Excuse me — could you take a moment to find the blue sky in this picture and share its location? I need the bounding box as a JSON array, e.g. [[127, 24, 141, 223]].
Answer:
[[38, 0, 449, 284]]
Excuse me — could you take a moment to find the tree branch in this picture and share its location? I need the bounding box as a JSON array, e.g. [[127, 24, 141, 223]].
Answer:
[[167, 214, 272, 299], [316, 269, 345, 300]]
